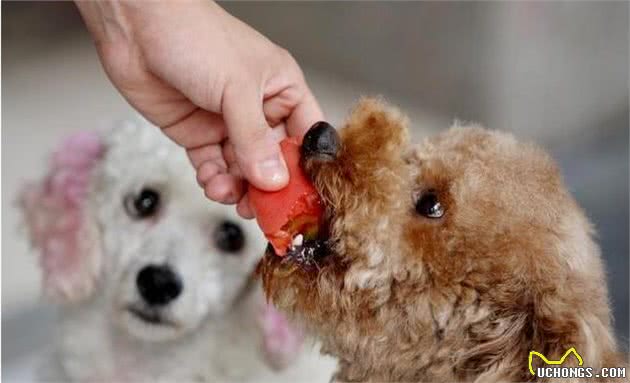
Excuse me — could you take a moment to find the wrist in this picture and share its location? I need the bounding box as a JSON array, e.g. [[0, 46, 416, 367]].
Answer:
[[75, 0, 133, 44]]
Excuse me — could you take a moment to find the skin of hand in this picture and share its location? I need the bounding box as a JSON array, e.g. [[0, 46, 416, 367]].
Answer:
[[75, 0, 323, 218]]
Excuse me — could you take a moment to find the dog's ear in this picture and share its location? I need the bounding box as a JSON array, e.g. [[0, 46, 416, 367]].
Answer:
[[19, 131, 105, 304], [258, 303, 304, 371]]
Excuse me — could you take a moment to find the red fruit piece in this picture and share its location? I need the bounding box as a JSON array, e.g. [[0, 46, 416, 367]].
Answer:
[[248, 137, 323, 256]]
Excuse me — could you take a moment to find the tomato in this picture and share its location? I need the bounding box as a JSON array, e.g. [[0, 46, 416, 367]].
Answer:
[[248, 137, 323, 256]]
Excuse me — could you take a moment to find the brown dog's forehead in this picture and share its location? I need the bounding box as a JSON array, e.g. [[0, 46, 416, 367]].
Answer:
[[411, 126, 513, 176], [401, 127, 567, 288], [407, 126, 570, 238]]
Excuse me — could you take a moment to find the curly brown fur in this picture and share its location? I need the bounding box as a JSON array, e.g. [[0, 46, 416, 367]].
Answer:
[[259, 98, 624, 382]]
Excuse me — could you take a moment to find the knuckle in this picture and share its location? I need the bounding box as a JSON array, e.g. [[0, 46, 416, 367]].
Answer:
[[274, 47, 303, 77]]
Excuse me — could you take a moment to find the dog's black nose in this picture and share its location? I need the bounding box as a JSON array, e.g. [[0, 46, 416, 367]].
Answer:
[[136, 265, 182, 306], [301, 121, 340, 161]]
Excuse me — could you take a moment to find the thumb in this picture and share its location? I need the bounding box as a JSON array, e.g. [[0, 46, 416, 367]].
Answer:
[[222, 83, 289, 191]]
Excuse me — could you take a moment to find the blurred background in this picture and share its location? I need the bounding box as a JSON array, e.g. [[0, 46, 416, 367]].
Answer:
[[3, 1, 628, 377]]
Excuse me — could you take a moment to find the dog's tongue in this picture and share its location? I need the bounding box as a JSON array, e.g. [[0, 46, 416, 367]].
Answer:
[[248, 137, 323, 256]]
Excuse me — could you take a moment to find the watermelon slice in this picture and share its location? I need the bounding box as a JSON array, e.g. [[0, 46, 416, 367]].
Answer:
[[248, 137, 323, 256]]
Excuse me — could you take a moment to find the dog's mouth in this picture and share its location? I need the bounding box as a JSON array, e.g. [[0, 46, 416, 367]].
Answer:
[[264, 237, 332, 271], [259, 121, 342, 274], [126, 304, 176, 327]]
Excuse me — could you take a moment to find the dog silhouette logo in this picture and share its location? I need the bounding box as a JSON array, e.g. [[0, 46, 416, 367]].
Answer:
[[528, 347, 583, 376]]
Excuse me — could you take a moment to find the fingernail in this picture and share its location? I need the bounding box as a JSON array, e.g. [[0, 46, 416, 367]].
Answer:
[[256, 154, 288, 186]]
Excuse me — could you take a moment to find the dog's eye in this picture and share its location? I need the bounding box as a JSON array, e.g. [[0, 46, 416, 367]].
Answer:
[[125, 188, 160, 219], [415, 190, 444, 218], [214, 221, 245, 254]]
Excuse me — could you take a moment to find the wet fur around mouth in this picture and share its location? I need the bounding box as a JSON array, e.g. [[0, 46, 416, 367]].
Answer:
[[258, 241, 344, 301], [260, 98, 624, 382]]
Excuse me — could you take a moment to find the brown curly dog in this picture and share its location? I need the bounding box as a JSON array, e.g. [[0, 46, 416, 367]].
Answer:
[[259, 98, 624, 382]]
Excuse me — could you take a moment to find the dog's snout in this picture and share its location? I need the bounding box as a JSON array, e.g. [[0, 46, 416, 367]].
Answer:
[[136, 265, 182, 306], [301, 121, 340, 161]]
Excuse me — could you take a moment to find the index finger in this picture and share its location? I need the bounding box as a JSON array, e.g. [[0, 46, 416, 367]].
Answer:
[[285, 87, 324, 138]]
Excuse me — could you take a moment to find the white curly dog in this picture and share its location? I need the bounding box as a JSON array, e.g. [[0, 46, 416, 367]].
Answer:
[[19, 120, 336, 382]]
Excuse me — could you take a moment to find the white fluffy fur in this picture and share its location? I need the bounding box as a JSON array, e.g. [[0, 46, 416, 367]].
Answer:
[[25, 119, 336, 382]]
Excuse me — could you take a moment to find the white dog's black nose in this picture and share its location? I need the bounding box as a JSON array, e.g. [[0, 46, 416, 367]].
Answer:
[[136, 265, 182, 306]]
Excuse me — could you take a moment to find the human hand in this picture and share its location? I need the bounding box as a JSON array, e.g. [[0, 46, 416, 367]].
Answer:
[[76, 0, 323, 218]]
